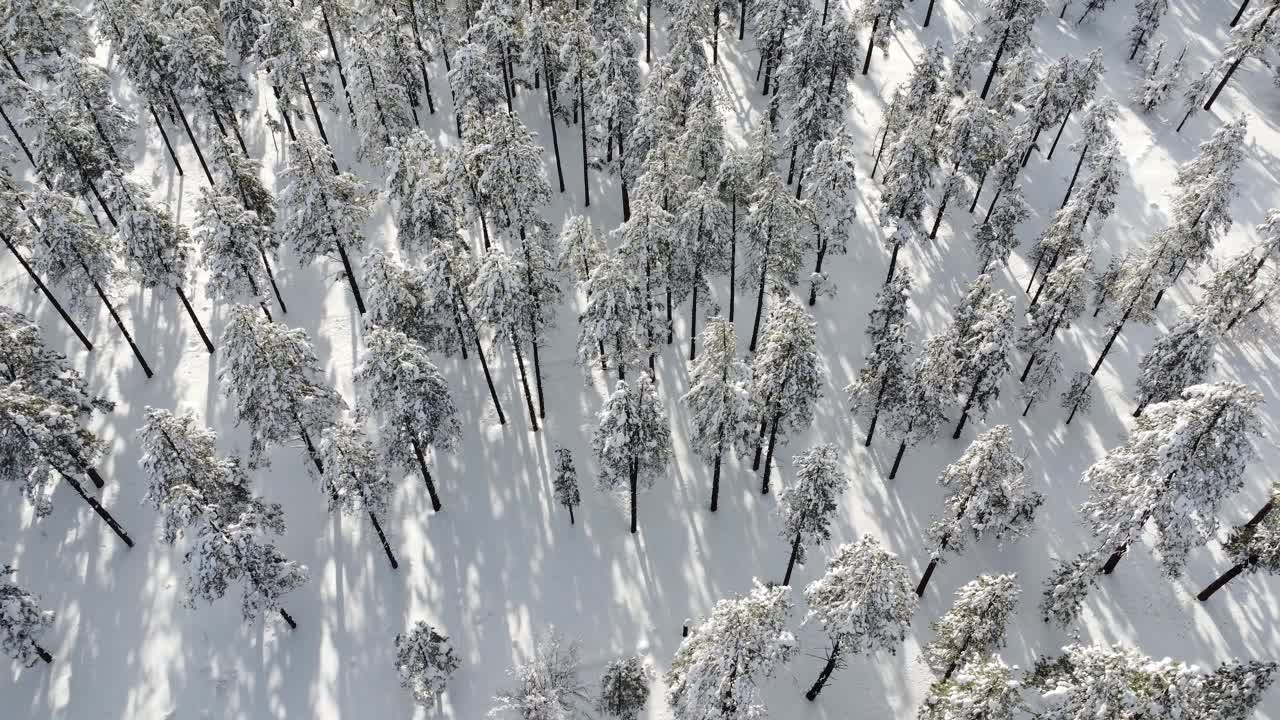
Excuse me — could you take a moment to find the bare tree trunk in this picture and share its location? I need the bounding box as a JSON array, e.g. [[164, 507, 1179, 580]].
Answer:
[[1198, 561, 1247, 600], [760, 415, 780, 494], [805, 640, 841, 700], [916, 556, 939, 596], [149, 104, 184, 176], [60, 470, 134, 547], [1, 233, 93, 350], [888, 439, 908, 479], [411, 438, 443, 512], [511, 330, 539, 432], [175, 286, 215, 353], [783, 531, 802, 585], [368, 511, 399, 569]]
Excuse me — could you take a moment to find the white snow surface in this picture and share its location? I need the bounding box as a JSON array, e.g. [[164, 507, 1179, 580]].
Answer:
[[4, 1, 1280, 717]]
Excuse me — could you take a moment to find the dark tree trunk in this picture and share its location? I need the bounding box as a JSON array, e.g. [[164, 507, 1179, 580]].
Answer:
[[1091, 304, 1135, 376], [1199, 561, 1248, 600], [666, 287, 673, 344], [629, 458, 639, 534], [168, 91, 213, 186], [475, 328, 507, 425], [760, 415, 780, 494], [923, 0, 936, 26], [862, 18, 880, 75], [752, 416, 767, 470], [91, 277, 152, 378], [645, 0, 652, 63], [530, 322, 547, 419], [318, 5, 354, 119], [929, 189, 950, 239], [1062, 141, 1089, 208], [808, 239, 827, 306], [1246, 500, 1274, 528], [783, 531, 802, 585], [259, 246, 287, 314], [739, 0, 746, 39], [1022, 397, 1034, 416], [968, 170, 986, 213], [1020, 352, 1038, 383], [979, 30, 1009, 100], [710, 440, 723, 512], [805, 641, 841, 700], [368, 511, 399, 569], [728, 194, 737, 322], [411, 438, 443, 512], [0, 103, 39, 171], [579, 72, 590, 207], [916, 557, 939, 596], [1020, 122, 1043, 167], [34, 643, 52, 664], [511, 331, 539, 432], [712, 5, 720, 63], [279, 608, 297, 629], [299, 423, 325, 476], [749, 240, 770, 352], [330, 238, 366, 314], [1176, 107, 1194, 133], [299, 74, 335, 162], [567, 503, 575, 525], [1101, 546, 1125, 574], [542, 51, 566, 193], [149, 104, 184, 176], [1047, 110, 1071, 160], [175, 286, 215, 353], [1, 233, 93, 350], [690, 282, 700, 359], [885, 241, 902, 284], [1065, 401, 1080, 425], [1231, 0, 1252, 26], [888, 439, 908, 479], [61, 471, 133, 547]]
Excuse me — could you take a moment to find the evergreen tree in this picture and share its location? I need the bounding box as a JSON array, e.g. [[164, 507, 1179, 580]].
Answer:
[[776, 10, 858, 188], [218, 305, 345, 472], [48, 56, 136, 177], [220, 0, 269, 59], [802, 535, 917, 700], [972, 189, 1028, 269], [363, 251, 459, 355], [469, 247, 541, 430], [597, 656, 652, 720], [924, 574, 1020, 681], [491, 630, 589, 720], [1018, 350, 1061, 416], [1060, 371, 1095, 425], [936, 270, 1015, 438], [1132, 303, 1222, 415], [665, 581, 796, 719], [1089, 245, 1166, 376], [883, 349, 950, 480], [878, 115, 935, 283], [677, 181, 734, 358], [468, 111, 551, 242], [1011, 56, 1073, 167], [0, 306, 111, 421], [320, 421, 399, 569], [1020, 249, 1091, 387], [871, 41, 945, 177], [0, 0, 91, 78], [917, 426, 1042, 595], [976, 0, 1047, 100], [930, 93, 1002, 240], [1132, 41, 1185, 114], [752, 0, 808, 95], [847, 269, 913, 446], [800, 127, 857, 305], [1060, 99, 1119, 208], [394, 621, 460, 707], [592, 375, 673, 534], [1160, 117, 1248, 287], [354, 327, 460, 513], [1046, 50, 1105, 159], [717, 148, 754, 323], [560, 215, 605, 289], [1198, 484, 1280, 600], [680, 316, 752, 512], [447, 41, 505, 137], [164, 0, 252, 156], [1176, 67, 1214, 132], [1126, 0, 1168, 61], [616, 194, 676, 372], [742, 171, 805, 352], [194, 174, 279, 320], [250, 0, 335, 142], [557, 6, 600, 204], [280, 130, 371, 312], [591, 11, 641, 217], [346, 26, 416, 163], [748, 296, 822, 494], [1082, 382, 1262, 577], [857, 0, 906, 75], [776, 443, 849, 585], [0, 568, 54, 665], [577, 253, 647, 378], [1203, 0, 1280, 111], [552, 446, 582, 526], [918, 655, 1025, 720]]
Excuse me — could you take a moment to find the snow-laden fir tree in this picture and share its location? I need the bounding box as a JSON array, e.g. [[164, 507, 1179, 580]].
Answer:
[[1132, 301, 1223, 415], [195, 174, 278, 319], [1059, 99, 1119, 208], [164, 1, 252, 151], [934, 270, 1015, 438], [676, 181, 734, 359], [469, 246, 542, 429], [776, 10, 858, 187], [0, 0, 91, 78], [919, 654, 1025, 720], [597, 656, 652, 720], [871, 41, 945, 176], [592, 375, 672, 534], [973, 189, 1028, 269], [924, 574, 1020, 681], [1022, 246, 1091, 376], [389, 133, 463, 256], [943, 28, 985, 94], [591, 10, 642, 213], [878, 114, 935, 283], [1198, 483, 1280, 600], [555, 6, 599, 202], [345, 26, 416, 163], [560, 216, 605, 289], [741, 171, 805, 352], [847, 268, 913, 446], [1009, 56, 1072, 167], [748, 296, 822, 494], [552, 446, 581, 525], [0, 306, 111, 421], [975, 0, 1046, 100], [1203, 0, 1280, 111], [930, 93, 1002, 240], [988, 47, 1035, 115], [249, 0, 334, 141], [884, 348, 950, 480], [1176, 67, 1214, 132], [468, 111, 551, 241], [354, 327, 460, 513], [802, 535, 917, 700], [577, 253, 647, 378], [1018, 349, 1061, 416], [219, 0, 268, 59], [93, 0, 180, 151], [1044, 49, 1105, 160], [1133, 41, 1185, 114], [363, 250, 463, 356], [320, 421, 399, 569], [394, 621, 460, 707], [47, 55, 136, 176], [1208, 214, 1280, 332], [1126, 0, 1168, 60], [218, 305, 345, 472], [680, 316, 751, 512], [856, 0, 906, 75], [665, 581, 795, 719], [490, 629, 588, 720], [918, 425, 1042, 596], [1162, 116, 1248, 282], [776, 443, 848, 586], [1060, 371, 1095, 425], [1081, 382, 1262, 578], [800, 127, 857, 306], [615, 195, 676, 371], [1089, 245, 1166, 375], [751, 0, 807, 94], [678, 74, 727, 189], [0, 567, 54, 665], [280, 130, 371, 312]]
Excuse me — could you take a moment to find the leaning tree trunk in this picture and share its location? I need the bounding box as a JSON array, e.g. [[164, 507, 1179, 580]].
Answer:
[[710, 431, 724, 512], [0, 233, 93, 350], [510, 329, 539, 431], [168, 90, 213, 186], [175, 286, 215, 353], [760, 414, 781, 495], [1205, 4, 1279, 111], [541, 49, 566, 193], [862, 18, 880, 75], [782, 531, 802, 585], [629, 458, 639, 534], [411, 438, 443, 512], [1047, 109, 1072, 160], [805, 640, 841, 701], [148, 104, 184, 177], [90, 272, 153, 378], [59, 468, 133, 547], [748, 232, 772, 352], [1062, 141, 1089, 208], [1198, 561, 1249, 601], [979, 29, 1010, 100], [916, 555, 940, 596], [367, 510, 400, 569]]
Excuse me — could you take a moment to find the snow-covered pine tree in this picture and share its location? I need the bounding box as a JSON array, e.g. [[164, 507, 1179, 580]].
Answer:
[[884, 349, 950, 480], [556, 6, 599, 204], [676, 182, 733, 358], [219, 0, 267, 60], [592, 375, 673, 534], [591, 10, 642, 216], [468, 111, 551, 243], [1074, 0, 1111, 22], [597, 656, 652, 720], [577, 253, 647, 378], [1019, 351, 1061, 416], [355, 327, 459, 512], [857, 0, 906, 75], [878, 114, 935, 283], [1196, 660, 1278, 718], [1032, 145, 1118, 300], [800, 127, 857, 306], [752, 0, 808, 94], [1132, 302, 1222, 415], [491, 629, 589, 719], [319, 421, 399, 569], [666, 581, 795, 718], [0, 0, 91, 78], [1045, 49, 1105, 160], [918, 654, 1026, 720], [1020, 248, 1091, 385], [163, 0, 252, 158], [847, 269, 913, 446], [1133, 40, 1185, 114], [776, 9, 858, 189], [195, 174, 278, 320], [469, 246, 540, 430], [680, 316, 751, 511], [0, 306, 111, 421], [0, 568, 54, 665], [973, 188, 1029, 269], [976, 0, 1047, 100], [25, 190, 151, 376], [1213, 213, 1280, 332], [559, 215, 605, 290], [100, 170, 214, 354], [741, 171, 805, 352], [447, 41, 504, 139], [943, 28, 985, 94], [1011, 56, 1072, 167], [1060, 371, 1095, 425], [918, 425, 1042, 595], [363, 250, 458, 356], [871, 41, 945, 177], [1083, 382, 1262, 577], [47, 55, 137, 178], [776, 443, 849, 585], [218, 305, 345, 472], [802, 535, 917, 700], [716, 148, 754, 322], [924, 574, 1020, 681], [1176, 67, 1214, 132], [280, 129, 371, 313], [987, 48, 1035, 117], [552, 446, 582, 525], [1060, 98, 1119, 208], [1204, 0, 1280, 110], [394, 621, 460, 707], [931, 93, 1002, 240], [748, 296, 822, 493], [939, 270, 1015, 438], [1126, 0, 1169, 60], [184, 503, 307, 629], [346, 23, 416, 163], [249, 0, 335, 142], [1089, 245, 1165, 375], [1198, 483, 1280, 600]]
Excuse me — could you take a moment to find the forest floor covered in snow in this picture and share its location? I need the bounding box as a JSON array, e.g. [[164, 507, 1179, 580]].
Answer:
[[4, 0, 1280, 717]]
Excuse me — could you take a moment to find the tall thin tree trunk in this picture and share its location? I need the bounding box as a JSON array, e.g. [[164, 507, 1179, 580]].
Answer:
[[689, 282, 700, 360], [298, 423, 324, 475], [318, 5, 354, 119], [783, 531, 802, 585], [411, 438, 442, 512], [1091, 306, 1134, 376], [739, 0, 746, 38], [929, 189, 950, 239], [645, 0, 653, 63], [968, 170, 986, 213], [1101, 546, 1125, 574], [916, 556, 939, 596], [728, 194, 737, 322], [710, 435, 723, 512], [579, 72, 590, 207], [1, 103, 40, 172], [511, 331, 539, 432], [1062, 141, 1089, 208], [712, 4, 720, 63], [1230, 0, 1251, 26], [808, 239, 827, 306], [1199, 561, 1248, 600], [174, 286, 215, 353], [473, 331, 507, 424], [149, 104, 184, 176], [749, 237, 770, 351], [979, 30, 1009, 100], [542, 51, 566, 193], [760, 414, 780, 494], [1204, 4, 1278, 110], [259, 246, 287, 314], [33, 644, 52, 664], [169, 91, 213, 186], [299, 74, 333, 157], [1, 233, 93, 350], [923, 0, 936, 26], [805, 641, 841, 701], [629, 458, 639, 534], [862, 18, 880, 75], [91, 276, 152, 378], [885, 241, 902, 284], [60, 470, 133, 547], [368, 511, 399, 569], [279, 608, 297, 629], [888, 439, 908, 479], [1047, 110, 1071, 160]]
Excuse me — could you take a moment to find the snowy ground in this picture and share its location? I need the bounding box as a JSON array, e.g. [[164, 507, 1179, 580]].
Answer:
[[4, 0, 1280, 717]]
